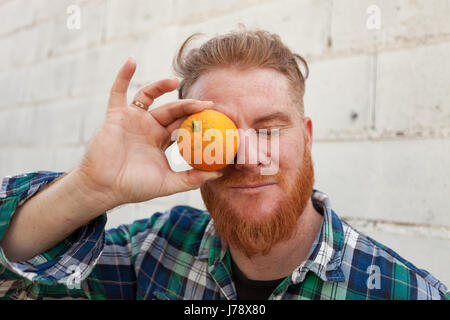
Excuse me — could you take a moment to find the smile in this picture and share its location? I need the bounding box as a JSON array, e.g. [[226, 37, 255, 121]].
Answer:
[[230, 182, 277, 194]]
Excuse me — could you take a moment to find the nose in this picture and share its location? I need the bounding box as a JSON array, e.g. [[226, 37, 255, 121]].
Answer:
[[233, 128, 270, 171]]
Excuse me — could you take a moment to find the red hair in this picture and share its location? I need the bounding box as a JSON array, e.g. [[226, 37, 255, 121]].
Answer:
[[173, 27, 309, 114]]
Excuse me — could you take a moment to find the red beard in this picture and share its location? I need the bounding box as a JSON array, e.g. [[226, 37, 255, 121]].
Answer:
[[200, 142, 315, 258]]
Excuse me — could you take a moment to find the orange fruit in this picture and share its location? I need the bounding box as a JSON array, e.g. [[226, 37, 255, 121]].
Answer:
[[177, 109, 240, 171]]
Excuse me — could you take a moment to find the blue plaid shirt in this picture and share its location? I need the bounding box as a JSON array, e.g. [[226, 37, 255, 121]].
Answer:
[[0, 171, 449, 300]]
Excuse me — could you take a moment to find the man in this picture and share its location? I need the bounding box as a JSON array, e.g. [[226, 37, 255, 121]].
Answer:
[[0, 29, 448, 300]]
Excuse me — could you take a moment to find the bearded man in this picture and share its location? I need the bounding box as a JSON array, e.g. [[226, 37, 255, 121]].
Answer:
[[0, 29, 448, 300]]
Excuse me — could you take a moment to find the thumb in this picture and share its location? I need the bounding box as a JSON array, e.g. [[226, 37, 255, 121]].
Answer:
[[165, 169, 223, 194]]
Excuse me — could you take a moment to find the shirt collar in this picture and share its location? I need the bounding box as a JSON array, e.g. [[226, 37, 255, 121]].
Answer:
[[194, 189, 346, 284], [195, 216, 227, 264], [290, 190, 346, 284]]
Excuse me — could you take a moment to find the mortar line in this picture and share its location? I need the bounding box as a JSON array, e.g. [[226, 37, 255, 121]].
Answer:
[[326, 0, 334, 53], [370, 53, 378, 131], [342, 216, 450, 231]]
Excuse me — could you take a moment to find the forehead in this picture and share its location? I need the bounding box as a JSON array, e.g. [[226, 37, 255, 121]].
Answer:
[[186, 67, 299, 126]]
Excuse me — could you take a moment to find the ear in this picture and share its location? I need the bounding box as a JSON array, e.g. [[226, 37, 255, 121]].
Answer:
[[302, 117, 313, 150]]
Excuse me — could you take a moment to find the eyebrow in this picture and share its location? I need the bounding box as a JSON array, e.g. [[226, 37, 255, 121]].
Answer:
[[252, 111, 292, 126]]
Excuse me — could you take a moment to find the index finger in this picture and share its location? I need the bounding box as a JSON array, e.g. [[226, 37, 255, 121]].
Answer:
[[132, 78, 180, 111], [150, 99, 214, 127]]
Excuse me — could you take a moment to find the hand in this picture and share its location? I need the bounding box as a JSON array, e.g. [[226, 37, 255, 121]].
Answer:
[[73, 57, 221, 210]]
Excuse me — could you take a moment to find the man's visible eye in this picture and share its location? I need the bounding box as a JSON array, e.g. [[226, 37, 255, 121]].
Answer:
[[257, 128, 280, 137]]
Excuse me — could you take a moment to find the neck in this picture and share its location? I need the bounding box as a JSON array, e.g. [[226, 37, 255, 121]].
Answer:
[[229, 198, 323, 281]]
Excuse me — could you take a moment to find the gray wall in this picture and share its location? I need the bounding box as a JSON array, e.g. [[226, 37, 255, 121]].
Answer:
[[0, 0, 449, 287]]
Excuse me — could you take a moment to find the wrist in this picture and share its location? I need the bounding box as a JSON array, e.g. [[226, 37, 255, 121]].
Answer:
[[61, 169, 118, 222]]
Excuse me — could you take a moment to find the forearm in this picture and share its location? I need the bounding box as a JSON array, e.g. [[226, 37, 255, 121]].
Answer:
[[0, 169, 113, 262]]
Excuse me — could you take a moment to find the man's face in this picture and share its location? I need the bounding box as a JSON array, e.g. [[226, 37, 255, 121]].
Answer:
[[187, 67, 314, 257]]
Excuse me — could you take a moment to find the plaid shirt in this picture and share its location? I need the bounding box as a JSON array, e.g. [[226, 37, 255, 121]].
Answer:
[[0, 171, 448, 300]]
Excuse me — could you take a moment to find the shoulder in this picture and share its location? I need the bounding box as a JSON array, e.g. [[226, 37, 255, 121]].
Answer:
[[340, 220, 449, 300]]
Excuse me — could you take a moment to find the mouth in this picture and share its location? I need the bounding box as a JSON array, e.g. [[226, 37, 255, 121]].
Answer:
[[230, 182, 278, 194]]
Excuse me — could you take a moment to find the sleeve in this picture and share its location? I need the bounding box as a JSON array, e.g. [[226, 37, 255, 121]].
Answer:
[[0, 171, 109, 299]]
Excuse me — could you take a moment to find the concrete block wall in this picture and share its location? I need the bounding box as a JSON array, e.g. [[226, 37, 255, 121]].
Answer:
[[0, 0, 449, 287]]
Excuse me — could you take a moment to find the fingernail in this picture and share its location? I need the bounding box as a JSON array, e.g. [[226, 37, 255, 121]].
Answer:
[[126, 56, 136, 67]]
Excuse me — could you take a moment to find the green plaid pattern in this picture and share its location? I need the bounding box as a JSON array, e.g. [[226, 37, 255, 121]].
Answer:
[[0, 171, 449, 300]]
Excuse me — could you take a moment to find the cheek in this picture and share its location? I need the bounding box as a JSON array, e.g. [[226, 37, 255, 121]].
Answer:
[[272, 131, 304, 172]]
